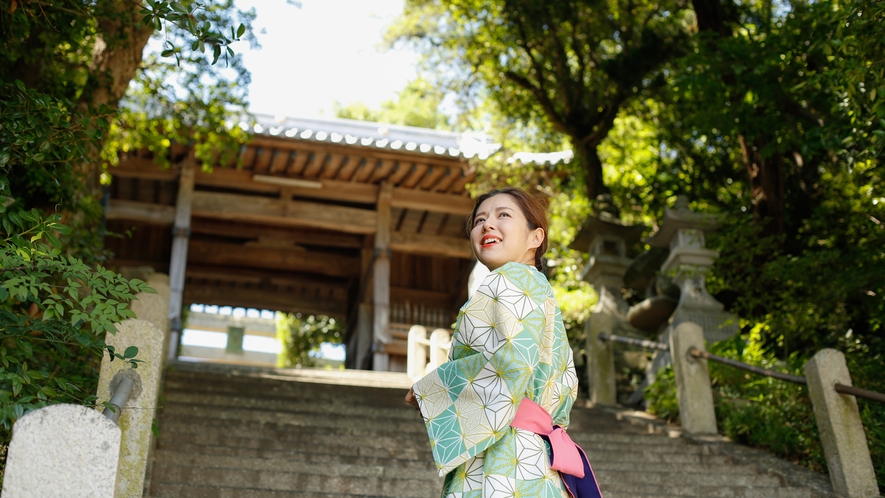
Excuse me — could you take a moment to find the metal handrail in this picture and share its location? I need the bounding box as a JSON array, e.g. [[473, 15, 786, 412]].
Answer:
[[102, 376, 135, 424], [834, 383, 885, 404], [688, 347, 807, 385], [597, 332, 885, 404], [597, 333, 670, 351]]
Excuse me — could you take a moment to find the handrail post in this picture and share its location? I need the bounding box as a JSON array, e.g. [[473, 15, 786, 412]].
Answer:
[[428, 328, 451, 372], [406, 325, 428, 379], [804, 349, 878, 497], [587, 316, 617, 405], [669, 321, 717, 435]]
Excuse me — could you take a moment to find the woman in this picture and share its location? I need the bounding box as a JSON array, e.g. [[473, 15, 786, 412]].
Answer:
[[405, 187, 601, 498]]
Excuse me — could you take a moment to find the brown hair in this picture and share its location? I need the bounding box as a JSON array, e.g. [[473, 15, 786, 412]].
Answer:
[[467, 187, 548, 271]]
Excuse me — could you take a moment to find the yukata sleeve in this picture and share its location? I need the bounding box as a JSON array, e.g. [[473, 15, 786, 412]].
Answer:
[[412, 267, 544, 476]]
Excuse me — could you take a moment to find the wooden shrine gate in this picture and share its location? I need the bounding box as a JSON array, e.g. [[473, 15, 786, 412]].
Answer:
[[103, 115, 492, 371]]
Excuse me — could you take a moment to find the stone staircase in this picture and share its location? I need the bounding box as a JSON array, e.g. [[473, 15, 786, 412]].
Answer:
[[147, 362, 833, 498]]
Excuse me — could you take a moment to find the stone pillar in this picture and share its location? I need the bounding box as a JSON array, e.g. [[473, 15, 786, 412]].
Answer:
[[1, 404, 121, 497], [96, 319, 165, 498], [570, 207, 645, 406], [128, 271, 171, 361], [669, 321, 718, 435], [804, 349, 878, 498], [226, 325, 245, 354], [586, 309, 618, 405]]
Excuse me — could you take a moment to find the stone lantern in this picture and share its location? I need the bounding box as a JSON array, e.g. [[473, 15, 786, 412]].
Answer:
[[569, 196, 645, 405], [646, 196, 737, 343]]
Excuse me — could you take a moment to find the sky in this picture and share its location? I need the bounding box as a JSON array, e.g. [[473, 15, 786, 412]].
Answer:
[[234, 0, 419, 119]]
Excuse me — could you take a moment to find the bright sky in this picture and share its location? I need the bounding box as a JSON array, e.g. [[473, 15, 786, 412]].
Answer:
[[235, 0, 418, 118]]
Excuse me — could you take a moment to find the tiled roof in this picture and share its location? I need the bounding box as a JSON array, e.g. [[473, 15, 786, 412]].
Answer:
[[239, 114, 502, 160]]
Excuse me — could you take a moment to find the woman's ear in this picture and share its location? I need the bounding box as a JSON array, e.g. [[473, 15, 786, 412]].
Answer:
[[527, 227, 545, 250]]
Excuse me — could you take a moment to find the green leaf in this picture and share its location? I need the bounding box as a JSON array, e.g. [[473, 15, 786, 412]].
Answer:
[[237, 23, 246, 38], [123, 346, 139, 359]]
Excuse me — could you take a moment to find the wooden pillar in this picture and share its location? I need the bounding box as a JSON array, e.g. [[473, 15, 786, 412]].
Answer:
[[167, 159, 195, 362], [351, 237, 375, 370], [373, 183, 392, 371]]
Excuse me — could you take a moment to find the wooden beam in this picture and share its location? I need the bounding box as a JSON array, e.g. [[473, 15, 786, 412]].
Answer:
[[390, 232, 473, 259], [108, 159, 178, 181], [187, 240, 360, 278], [190, 191, 377, 235], [112, 158, 474, 215], [183, 284, 346, 318], [186, 265, 348, 294], [391, 188, 474, 215], [106, 199, 175, 225], [189, 219, 364, 249], [390, 287, 453, 307]]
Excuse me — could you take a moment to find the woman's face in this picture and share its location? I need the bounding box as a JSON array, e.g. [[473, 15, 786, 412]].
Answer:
[[470, 194, 544, 271]]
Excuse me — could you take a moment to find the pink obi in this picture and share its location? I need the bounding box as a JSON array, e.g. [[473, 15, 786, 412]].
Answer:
[[510, 398, 604, 498], [510, 397, 585, 477]]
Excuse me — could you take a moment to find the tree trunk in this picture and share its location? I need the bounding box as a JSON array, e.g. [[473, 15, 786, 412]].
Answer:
[[739, 136, 785, 235], [573, 139, 610, 202], [76, 1, 155, 192], [691, 0, 786, 235]]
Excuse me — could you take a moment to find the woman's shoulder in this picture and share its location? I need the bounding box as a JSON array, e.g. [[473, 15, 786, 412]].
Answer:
[[484, 262, 551, 295]]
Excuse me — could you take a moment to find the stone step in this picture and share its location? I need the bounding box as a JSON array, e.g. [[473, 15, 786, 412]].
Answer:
[[153, 448, 760, 484], [157, 430, 433, 462], [601, 482, 814, 498], [156, 419, 710, 459], [150, 463, 440, 497], [150, 482, 398, 498], [152, 451, 438, 481], [149, 366, 822, 498], [164, 390, 652, 432], [169, 361, 415, 388], [595, 470, 784, 488], [154, 444, 435, 471]]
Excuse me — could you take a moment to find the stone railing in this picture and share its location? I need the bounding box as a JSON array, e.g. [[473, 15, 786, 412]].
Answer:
[[596, 327, 882, 498], [406, 325, 452, 380], [1, 272, 170, 498]]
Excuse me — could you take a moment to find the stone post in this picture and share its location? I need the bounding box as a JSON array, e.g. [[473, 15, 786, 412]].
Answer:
[[125, 270, 171, 362], [96, 319, 165, 498], [804, 349, 878, 498], [570, 205, 645, 406], [1, 404, 121, 497], [669, 321, 718, 435]]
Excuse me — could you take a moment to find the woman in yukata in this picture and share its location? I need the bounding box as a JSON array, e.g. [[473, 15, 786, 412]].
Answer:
[[406, 187, 602, 498]]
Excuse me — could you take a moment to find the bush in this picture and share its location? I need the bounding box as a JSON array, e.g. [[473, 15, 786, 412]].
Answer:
[[644, 330, 884, 490]]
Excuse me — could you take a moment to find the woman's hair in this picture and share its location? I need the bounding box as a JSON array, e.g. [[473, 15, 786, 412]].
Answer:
[[467, 187, 549, 271]]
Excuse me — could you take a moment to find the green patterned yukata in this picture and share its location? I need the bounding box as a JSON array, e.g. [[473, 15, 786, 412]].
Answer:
[[413, 262, 579, 498]]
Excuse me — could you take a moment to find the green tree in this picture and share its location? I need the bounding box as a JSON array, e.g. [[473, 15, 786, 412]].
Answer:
[[335, 77, 451, 129], [388, 0, 692, 201], [277, 313, 344, 368], [0, 0, 291, 482]]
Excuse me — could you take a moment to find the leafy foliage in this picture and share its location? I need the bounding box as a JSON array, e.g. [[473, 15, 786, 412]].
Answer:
[[0, 209, 154, 444], [0, 0, 269, 484], [277, 314, 344, 368], [335, 78, 452, 130], [389, 0, 693, 198]]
